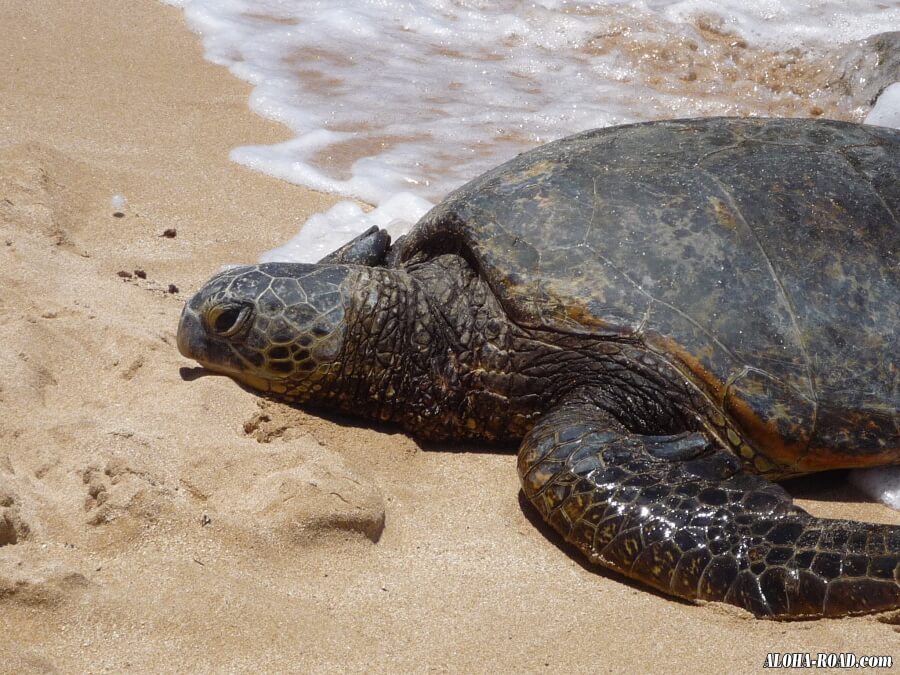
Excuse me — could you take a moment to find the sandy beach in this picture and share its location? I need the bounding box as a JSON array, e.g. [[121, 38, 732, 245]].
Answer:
[[0, 1, 898, 672]]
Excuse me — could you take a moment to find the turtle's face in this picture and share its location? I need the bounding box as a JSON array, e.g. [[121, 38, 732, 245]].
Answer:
[[177, 263, 353, 398]]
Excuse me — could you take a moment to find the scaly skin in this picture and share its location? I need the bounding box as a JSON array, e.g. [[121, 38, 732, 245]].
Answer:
[[519, 399, 900, 619]]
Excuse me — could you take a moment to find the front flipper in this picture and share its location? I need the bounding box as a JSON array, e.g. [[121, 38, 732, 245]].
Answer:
[[317, 226, 391, 266], [518, 399, 900, 619]]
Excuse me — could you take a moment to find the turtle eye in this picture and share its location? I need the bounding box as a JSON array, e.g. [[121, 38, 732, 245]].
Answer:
[[207, 303, 252, 337]]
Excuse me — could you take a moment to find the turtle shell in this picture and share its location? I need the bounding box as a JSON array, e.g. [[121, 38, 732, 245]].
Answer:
[[397, 118, 899, 471]]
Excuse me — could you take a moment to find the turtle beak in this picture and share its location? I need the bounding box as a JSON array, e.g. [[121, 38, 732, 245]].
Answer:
[[177, 303, 207, 362]]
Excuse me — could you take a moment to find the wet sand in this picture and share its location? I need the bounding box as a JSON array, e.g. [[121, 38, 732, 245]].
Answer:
[[0, 1, 897, 672]]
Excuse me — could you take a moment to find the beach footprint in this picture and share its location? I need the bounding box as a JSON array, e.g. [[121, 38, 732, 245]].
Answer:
[[81, 456, 177, 529], [0, 481, 32, 547], [184, 441, 386, 547]]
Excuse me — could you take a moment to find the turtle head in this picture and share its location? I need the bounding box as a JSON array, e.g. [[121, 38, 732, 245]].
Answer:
[[177, 263, 354, 398]]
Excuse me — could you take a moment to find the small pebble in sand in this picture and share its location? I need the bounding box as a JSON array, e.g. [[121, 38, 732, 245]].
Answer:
[[134, 269, 147, 279], [161, 228, 177, 238], [168, 284, 179, 294], [117, 270, 133, 279]]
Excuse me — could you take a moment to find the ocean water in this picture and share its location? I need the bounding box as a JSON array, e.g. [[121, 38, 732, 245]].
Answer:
[[162, 0, 900, 259], [164, 0, 900, 509]]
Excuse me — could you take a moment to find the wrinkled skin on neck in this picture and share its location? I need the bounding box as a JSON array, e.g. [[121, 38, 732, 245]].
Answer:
[[178, 257, 697, 443], [338, 254, 545, 441]]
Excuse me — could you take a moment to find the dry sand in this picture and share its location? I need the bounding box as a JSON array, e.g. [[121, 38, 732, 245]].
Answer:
[[0, 1, 897, 672]]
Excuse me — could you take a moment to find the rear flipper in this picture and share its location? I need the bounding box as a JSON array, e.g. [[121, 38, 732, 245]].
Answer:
[[518, 399, 900, 619]]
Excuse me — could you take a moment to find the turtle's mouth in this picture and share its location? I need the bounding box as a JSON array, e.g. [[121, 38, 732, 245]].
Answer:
[[178, 345, 279, 393], [178, 365, 270, 390], [184, 361, 277, 392]]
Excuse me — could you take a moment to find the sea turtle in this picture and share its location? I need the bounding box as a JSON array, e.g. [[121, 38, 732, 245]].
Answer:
[[177, 117, 900, 619]]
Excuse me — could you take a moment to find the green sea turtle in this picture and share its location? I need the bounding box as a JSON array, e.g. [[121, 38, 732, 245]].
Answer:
[[177, 117, 900, 619]]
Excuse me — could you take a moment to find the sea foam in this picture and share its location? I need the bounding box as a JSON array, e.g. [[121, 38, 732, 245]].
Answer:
[[165, 0, 899, 259]]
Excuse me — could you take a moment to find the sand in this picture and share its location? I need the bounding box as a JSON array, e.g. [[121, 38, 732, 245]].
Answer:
[[0, 1, 897, 672]]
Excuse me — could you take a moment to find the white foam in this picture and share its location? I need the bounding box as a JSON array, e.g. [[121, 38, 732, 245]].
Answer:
[[645, 0, 900, 47], [168, 1, 899, 262], [865, 82, 900, 129], [259, 192, 432, 264], [850, 467, 900, 511]]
